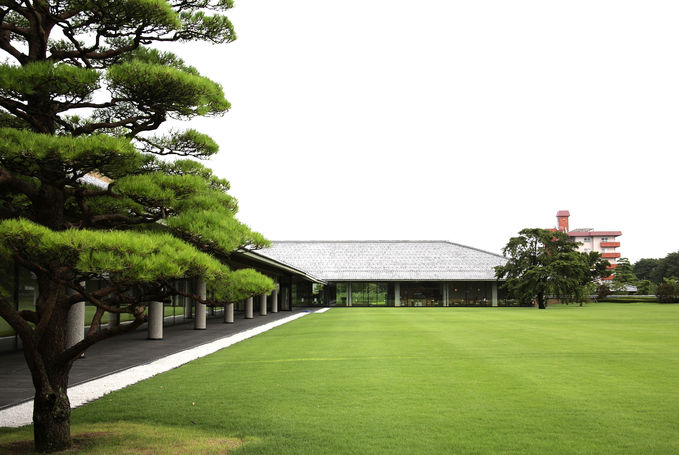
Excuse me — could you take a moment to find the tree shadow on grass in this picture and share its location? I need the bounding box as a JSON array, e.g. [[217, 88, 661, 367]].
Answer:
[[0, 421, 250, 454]]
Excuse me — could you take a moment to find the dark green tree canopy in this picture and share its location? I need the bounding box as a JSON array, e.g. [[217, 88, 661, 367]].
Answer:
[[495, 228, 610, 309], [0, 2, 274, 451], [633, 258, 662, 282], [634, 252, 679, 284]]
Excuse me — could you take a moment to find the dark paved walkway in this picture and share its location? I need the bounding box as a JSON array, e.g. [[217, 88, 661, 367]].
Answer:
[[0, 309, 308, 409]]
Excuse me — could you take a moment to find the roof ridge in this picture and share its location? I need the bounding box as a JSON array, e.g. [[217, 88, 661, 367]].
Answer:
[[442, 241, 507, 259], [267, 240, 506, 259], [272, 240, 465, 244]]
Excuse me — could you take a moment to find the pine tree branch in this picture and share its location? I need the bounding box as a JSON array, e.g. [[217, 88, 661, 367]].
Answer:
[[66, 281, 142, 315], [0, 166, 39, 199], [0, 293, 34, 344], [33, 277, 62, 344], [88, 212, 162, 228], [71, 114, 150, 136], [49, 25, 145, 64], [86, 306, 105, 337], [0, 1, 29, 16], [0, 292, 54, 397], [0, 21, 29, 37], [57, 311, 146, 366], [165, 280, 215, 306]]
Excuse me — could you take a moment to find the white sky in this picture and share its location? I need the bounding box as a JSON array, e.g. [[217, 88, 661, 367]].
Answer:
[[166, 0, 679, 263]]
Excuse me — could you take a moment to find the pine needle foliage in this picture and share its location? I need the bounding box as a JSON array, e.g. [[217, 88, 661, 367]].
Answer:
[[0, 1, 272, 451], [495, 228, 610, 309]]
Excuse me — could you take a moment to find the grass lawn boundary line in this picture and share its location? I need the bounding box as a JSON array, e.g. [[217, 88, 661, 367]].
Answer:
[[314, 307, 331, 313], [0, 312, 310, 428]]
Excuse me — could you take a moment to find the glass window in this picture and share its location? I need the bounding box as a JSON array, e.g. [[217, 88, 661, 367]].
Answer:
[[400, 282, 442, 307], [336, 283, 348, 306], [446, 282, 493, 306], [351, 283, 388, 306]]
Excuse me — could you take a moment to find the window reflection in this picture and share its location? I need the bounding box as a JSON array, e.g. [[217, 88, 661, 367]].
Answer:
[[400, 282, 442, 307], [351, 282, 388, 306]]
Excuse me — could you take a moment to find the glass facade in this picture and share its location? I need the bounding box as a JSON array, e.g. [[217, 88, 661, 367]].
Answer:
[[448, 281, 493, 306], [400, 282, 442, 307], [325, 281, 502, 307], [336, 283, 348, 306], [350, 282, 389, 306]]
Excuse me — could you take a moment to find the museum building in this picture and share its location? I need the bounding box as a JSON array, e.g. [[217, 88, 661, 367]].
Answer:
[[255, 240, 508, 307], [0, 239, 507, 352]]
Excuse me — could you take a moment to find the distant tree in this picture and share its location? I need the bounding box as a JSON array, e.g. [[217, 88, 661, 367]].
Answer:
[[612, 258, 636, 292], [653, 253, 679, 284], [656, 281, 678, 303], [0, 1, 273, 452], [636, 280, 657, 296], [596, 283, 612, 300], [633, 258, 661, 282], [495, 228, 610, 309]]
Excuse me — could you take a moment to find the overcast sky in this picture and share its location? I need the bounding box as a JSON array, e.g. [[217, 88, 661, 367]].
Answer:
[[166, 0, 678, 262]]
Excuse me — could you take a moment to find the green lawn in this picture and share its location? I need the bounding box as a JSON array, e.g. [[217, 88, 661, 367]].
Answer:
[[3, 303, 679, 454]]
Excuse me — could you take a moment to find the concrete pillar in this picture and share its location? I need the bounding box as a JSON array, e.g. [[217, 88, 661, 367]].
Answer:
[[108, 310, 120, 329], [176, 281, 189, 320], [194, 278, 206, 330], [66, 283, 85, 349], [443, 283, 449, 307], [272, 288, 279, 313], [245, 297, 253, 319], [347, 282, 352, 307], [394, 282, 400, 307], [260, 292, 267, 316], [66, 301, 85, 349], [224, 302, 234, 323], [183, 291, 193, 319], [148, 301, 163, 340], [492, 282, 498, 307]]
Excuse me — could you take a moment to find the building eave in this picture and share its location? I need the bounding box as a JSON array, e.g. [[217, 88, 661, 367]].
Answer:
[[236, 249, 326, 284]]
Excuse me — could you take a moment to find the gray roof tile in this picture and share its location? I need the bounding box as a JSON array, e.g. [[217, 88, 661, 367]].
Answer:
[[258, 241, 507, 281]]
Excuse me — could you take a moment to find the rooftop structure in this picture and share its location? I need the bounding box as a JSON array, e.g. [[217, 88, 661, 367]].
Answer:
[[555, 210, 622, 279], [259, 241, 506, 282]]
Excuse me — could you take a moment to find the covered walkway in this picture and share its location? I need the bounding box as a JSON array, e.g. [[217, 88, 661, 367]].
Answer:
[[0, 308, 310, 411]]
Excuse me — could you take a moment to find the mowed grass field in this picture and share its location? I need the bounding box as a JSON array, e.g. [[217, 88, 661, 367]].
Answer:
[[3, 303, 679, 454]]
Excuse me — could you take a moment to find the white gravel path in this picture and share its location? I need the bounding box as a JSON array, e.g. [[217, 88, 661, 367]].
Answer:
[[0, 311, 314, 428]]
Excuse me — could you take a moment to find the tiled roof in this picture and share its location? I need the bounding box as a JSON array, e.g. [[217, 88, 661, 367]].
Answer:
[[258, 241, 507, 281], [80, 173, 111, 189], [568, 231, 622, 237]]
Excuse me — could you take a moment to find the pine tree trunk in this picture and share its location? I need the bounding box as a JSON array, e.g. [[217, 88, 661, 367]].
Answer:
[[29, 289, 74, 453], [33, 372, 72, 452]]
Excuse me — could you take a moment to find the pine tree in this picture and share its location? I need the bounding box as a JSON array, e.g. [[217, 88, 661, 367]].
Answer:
[[611, 257, 637, 292], [0, 2, 273, 451], [495, 229, 610, 309]]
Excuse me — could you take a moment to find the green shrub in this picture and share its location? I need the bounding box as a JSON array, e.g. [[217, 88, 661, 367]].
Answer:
[[636, 280, 657, 295], [656, 283, 677, 303], [596, 283, 611, 300]]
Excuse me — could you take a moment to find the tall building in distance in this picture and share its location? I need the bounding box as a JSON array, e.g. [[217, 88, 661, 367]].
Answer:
[[556, 210, 622, 280]]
